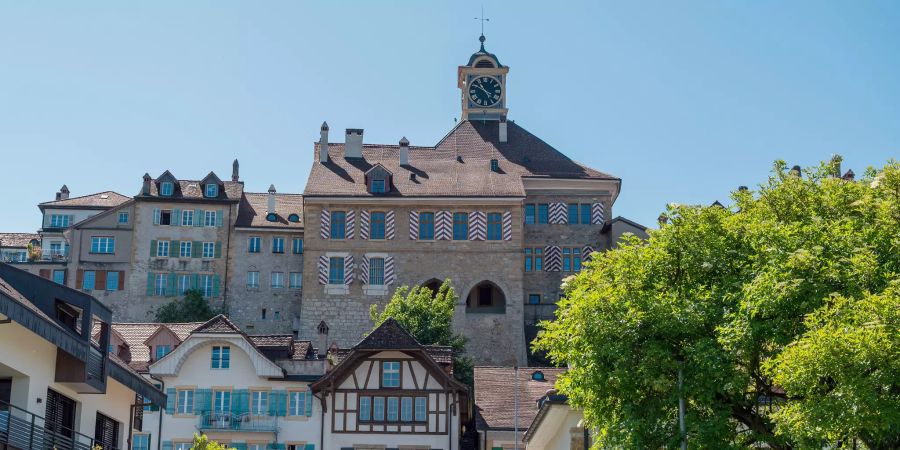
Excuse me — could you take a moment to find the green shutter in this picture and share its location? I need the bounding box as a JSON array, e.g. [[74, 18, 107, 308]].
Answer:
[[172, 209, 181, 226], [232, 389, 248, 415], [194, 209, 203, 227], [191, 274, 199, 289], [195, 389, 211, 415], [306, 389, 313, 416], [146, 273, 155, 296], [165, 388, 175, 413], [167, 272, 176, 296], [192, 241, 202, 258], [153, 208, 160, 225], [216, 209, 224, 227], [162, 442, 172, 450], [212, 275, 221, 298], [150, 240, 157, 257], [214, 241, 222, 258], [170, 240, 180, 257], [304, 445, 314, 450]]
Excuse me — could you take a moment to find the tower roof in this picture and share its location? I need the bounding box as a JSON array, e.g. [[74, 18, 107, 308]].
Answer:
[[467, 35, 503, 67]]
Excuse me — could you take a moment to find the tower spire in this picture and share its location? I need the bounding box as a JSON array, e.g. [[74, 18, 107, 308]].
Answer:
[[474, 7, 490, 51]]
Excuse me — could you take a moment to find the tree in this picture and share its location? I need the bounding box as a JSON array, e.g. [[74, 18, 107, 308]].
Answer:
[[370, 279, 474, 389], [155, 289, 218, 323], [534, 158, 900, 449], [189, 433, 235, 450]]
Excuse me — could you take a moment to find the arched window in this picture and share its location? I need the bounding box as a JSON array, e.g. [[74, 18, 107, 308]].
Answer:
[[421, 279, 442, 295], [466, 281, 506, 313]]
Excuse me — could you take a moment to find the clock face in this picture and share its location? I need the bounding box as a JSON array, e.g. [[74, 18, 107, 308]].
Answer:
[[468, 76, 502, 107]]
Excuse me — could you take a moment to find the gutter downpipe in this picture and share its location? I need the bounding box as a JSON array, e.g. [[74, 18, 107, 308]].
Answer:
[[514, 365, 519, 450], [150, 374, 165, 450]]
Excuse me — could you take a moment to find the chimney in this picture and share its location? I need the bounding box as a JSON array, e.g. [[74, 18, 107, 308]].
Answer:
[[790, 165, 802, 177], [842, 169, 855, 181], [319, 122, 329, 164], [658, 213, 668, 226], [317, 321, 329, 361], [142, 174, 152, 195], [345, 129, 363, 158], [499, 116, 508, 143], [399, 137, 409, 166], [56, 185, 70, 201], [738, 186, 748, 192], [267, 184, 277, 214], [232, 159, 240, 182]]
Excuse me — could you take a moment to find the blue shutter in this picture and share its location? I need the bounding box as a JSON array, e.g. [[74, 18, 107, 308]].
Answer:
[[150, 240, 157, 257], [165, 388, 175, 413], [195, 389, 211, 415], [214, 241, 222, 258], [305, 389, 313, 416], [212, 275, 221, 297], [167, 272, 176, 296], [162, 442, 173, 450], [153, 208, 160, 225], [304, 445, 314, 450], [232, 444, 247, 450], [146, 273, 155, 296], [216, 209, 224, 227], [194, 209, 203, 227], [190, 274, 199, 289], [232, 389, 248, 415], [172, 209, 181, 226]]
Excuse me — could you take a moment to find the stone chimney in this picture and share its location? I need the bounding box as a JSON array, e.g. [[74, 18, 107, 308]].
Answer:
[[317, 321, 329, 361], [399, 137, 409, 166], [319, 122, 329, 164], [345, 128, 364, 158], [842, 169, 855, 181], [142, 174, 152, 195], [56, 185, 70, 201], [499, 116, 508, 143], [232, 159, 240, 182], [267, 184, 277, 214]]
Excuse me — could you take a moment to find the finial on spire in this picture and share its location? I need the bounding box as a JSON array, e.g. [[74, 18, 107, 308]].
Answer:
[[475, 7, 489, 51]]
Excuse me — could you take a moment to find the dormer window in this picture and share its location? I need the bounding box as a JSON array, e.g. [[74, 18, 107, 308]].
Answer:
[[160, 182, 174, 196], [266, 213, 277, 222], [531, 370, 546, 381], [490, 159, 499, 172], [288, 213, 300, 223], [372, 179, 386, 194], [205, 183, 218, 198]]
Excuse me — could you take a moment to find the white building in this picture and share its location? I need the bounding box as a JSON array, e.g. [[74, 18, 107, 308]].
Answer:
[[522, 394, 589, 450]]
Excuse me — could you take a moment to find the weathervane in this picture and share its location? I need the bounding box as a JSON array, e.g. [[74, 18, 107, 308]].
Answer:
[[474, 6, 490, 50]]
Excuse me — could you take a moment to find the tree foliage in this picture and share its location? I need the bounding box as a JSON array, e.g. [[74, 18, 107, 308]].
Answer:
[[370, 279, 474, 389], [189, 433, 234, 450], [155, 289, 218, 323], [534, 158, 900, 449]]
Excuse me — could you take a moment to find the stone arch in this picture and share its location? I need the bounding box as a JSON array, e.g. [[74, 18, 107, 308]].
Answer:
[[465, 280, 506, 313], [421, 278, 443, 295]]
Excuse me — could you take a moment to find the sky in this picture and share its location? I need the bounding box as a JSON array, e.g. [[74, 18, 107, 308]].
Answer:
[[1, 1, 898, 232]]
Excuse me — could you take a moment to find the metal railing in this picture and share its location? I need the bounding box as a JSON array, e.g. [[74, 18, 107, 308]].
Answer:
[[198, 412, 277, 433], [0, 398, 117, 450]]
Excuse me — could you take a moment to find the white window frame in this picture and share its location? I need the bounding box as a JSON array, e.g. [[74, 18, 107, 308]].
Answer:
[[248, 236, 261, 253], [179, 241, 192, 258], [363, 252, 389, 296], [204, 210, 216, 227], [154, 273, 167, 296], [272, 237, 285, 253], [289, 272, 302, 289], [181, 209, 194, 226], [271, 271, 284, 289], [382, 361, 401, 388], [247, 271, 260, 289], [160, 182, 174, 196], [251, 390, 268, 416], [205, 183, 218, 198], [118, 212, 129, 224], [324, 251, 349, 295], [177, 274, 190, 295], [201, 274, 214, 297], [288, 390, 306, 417], [156, 240, 169, 257], [202, 242, 215, 259], [176, 389, 194, 415]]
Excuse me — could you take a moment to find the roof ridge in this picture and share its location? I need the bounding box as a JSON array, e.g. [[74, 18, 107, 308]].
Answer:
[[39, 190, 128, 205]]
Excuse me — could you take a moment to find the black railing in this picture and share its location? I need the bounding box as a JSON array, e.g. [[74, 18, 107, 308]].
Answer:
[[0, 398, 118, 450]]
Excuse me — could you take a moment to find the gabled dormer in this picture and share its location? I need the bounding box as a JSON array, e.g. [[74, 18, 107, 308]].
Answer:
[[156, 170, 178, 197], [364, 163, 393, 194], [199, 171, 223, 199], [144, 325, 182, 362]]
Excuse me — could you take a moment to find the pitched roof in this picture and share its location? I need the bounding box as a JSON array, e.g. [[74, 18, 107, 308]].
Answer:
[[235, 193, 304, 229], [142, 177, 243, 202], [39, 191, 130, 209], [0, 233, 39, 248], [304, 120, 617, 198], [474, 366, 566, 430], [356, 317, 422, 350], [104, 322, 205, 369], [192, 314, 244, 334]]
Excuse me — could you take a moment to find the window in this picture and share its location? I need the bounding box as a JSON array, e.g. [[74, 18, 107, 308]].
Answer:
[[133, 434, 149, 450], [175, 443, 191, 450], [562, 247, 582, 271], [288, 213, 300, 223], [581, 203, 592, 225], [372, 179, 386, 193], [328, 257, 344, 285], [181, 209, 194, 226], [52, 270, 65, 285], [247, 271, 260, 288], [159, 209, 172, 225], [91, 237, 115, 254], [490, 159, 499, 172], [292, 237, 303, 254], [211, 346, 230, 369], [373, 397, 385, 421], [415, 397, 427, 422], [205, 183, 218, 198], [538, 204, 549, 224], [330, 211, 346, 239], [370, 212, 385, 239], [176, 389, 194, 414], [251, 391, 268, 415], [271, 272, 284, 289], [453, 212, 469, 240], [106, 271, 119, 291], [49, 214, 71, 228], [202, 242, 215, 259], [118, 212, 129, 224], [94, 412, 119, 450], [179, 241, 192, 258], [535, 248, 543, 271], [529, 294, 541, 305], [160, 182, 174, 196], [204, 210, 217, 227], [177, 274, 190, 295], [525, 248, 542, 272], [272, 237, 285, 253], [568, 203, 579, 224], [155, 345, 171, 361], [524, 248, 533, 272], [382, 361, 400, 387], [387, 397, 399, 422], [368, 257, 385, 286], [487, 213, 502, 240], [289, 272, 302, 289], [359, 396, 371, 421], [401, 397, 413, 421], [213, 389, 231, 412], [288, 391, 306, 416], [201, 274, 214, 297], [248, 444, 266, 450], [266, 213, 277, 222], [524, 204, 535, 224], [154, 273, 167, 296], [82, 270, 96, 290], [248, 236, 261, 253], [156, 240, 169, 257], [418, 212, 434, 240]]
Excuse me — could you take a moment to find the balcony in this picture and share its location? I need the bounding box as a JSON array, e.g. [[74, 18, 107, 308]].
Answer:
[[0, 398, 118, 450], [198, 412, 277, 433]]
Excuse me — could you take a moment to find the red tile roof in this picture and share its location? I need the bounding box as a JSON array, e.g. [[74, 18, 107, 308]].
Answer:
[[235, 193, 304, 229], [39, 191, 130, 209], [0, 233, 40, 248], [106, 322, 205, 369], [474, 366, 566, 430]]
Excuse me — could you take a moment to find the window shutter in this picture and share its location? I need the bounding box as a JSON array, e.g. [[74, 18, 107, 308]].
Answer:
[[502, 211, 512, 240], [317, 256, 328, 285], [172, 209, 181, 226], [344, 254, 354, 285], [385, 210, 396, 240], [305, 389, 313, 416], [146, 273, 154, 296], [96, 271, 107, 290], [167, 273, 176, 296], [194, 209, 203, 227], [304, 444, 315, 450], [360, 255, 370, 285], [150, 240, 157, 257], [384, 256, 396, 285], [214, 241, 222, 258], [162, 442, 173, 450], [436, 211, 452, 240], [39, 269, 50, 279], [345, 209, 355, 239], [212, 275, 221, 297], [170, 240, 180, 257], [76, 269, 84, 287], [195, 389, 211, 414], [117, 271, 125, 290], [165, 388, 175, 414], [544, 245, 562, 271], [216, 210, 224, 227], [591, 202, 606, 224], [408, 210, 418, 240], [190, 274, 199, 290], [360, 210, 370, 240], [582, 245, 595, 262], [153, 208, 161, 225], [549, 202, 568, 224], [319, 208, 330, 239], [468, 211, 486, 240], [191, 241, 202, 258]]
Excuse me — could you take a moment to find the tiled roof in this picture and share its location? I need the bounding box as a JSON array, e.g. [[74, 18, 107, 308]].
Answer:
[[355, 318, 422, 350], [474, 366, 566, 430], [291, 340, 314, 360], [39, 191, 130, 209], [0, 233, 40, 248], [248, 334, 294, 347], [105, 322, 205, 369], [235, 193, 304, 229], [192, 314, 245, 334], [143, 176, 244, 202], [423, 345, 453, 365], [304, 120, 617, 198]]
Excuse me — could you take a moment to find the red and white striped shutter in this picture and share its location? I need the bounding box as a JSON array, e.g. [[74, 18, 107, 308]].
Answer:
[[408, 211, 419, 240], [436, 211, 452, 240], [320, 208, 331, 239], [344, 254, 354, 285], [502, 211, 512, 240], [345, 210, 355, 239], [582, 245, 595, 262], [317, 255, 328, 284], [549, 203, 568, 224], [359, 255, 370, 285], [468, 211, 486, 240], [591, 202, 606, 224], [385, 210, 396, 240], [544, 245, 562, 271], [384, 256, 396, 285], [360, 210, 370, 240]]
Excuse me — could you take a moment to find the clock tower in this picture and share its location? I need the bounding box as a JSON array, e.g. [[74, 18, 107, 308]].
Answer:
[[458, 35, 509, 121]]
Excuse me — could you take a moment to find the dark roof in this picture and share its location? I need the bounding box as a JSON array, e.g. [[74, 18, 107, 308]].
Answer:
[[235, 193, 304, 229], [356, 318, 422, 350], [142, 176, 243, 202], [602, 216, 649, 232], [0, 233, 40, 248], [474, 366, 566, 431], [39, 191, 130, 209], [304, 120, 617, 198]]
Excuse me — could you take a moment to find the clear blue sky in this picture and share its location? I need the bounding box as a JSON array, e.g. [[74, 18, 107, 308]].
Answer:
[[1, 1, 897, 232]]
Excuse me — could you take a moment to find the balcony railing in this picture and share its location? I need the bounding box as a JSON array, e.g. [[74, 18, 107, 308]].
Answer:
[[198, 412, 277, 433], [0, 398, 117, 450], [0, 252, 68, 263]]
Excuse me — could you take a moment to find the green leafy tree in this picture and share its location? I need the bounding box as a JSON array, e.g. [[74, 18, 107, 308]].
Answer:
[[534, 158, 900, 449], [189, 433, 235, 450], [155, 289, 218, 323], [370, 279, 474, 388]]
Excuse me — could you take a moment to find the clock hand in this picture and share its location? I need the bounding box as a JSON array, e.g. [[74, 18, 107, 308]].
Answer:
[[474, 83, 491, 96]]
